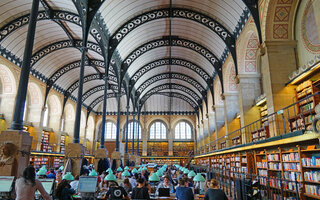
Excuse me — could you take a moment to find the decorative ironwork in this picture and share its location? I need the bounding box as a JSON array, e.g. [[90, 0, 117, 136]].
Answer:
[[30, 40, 101, 67], [140, 83, 201, 105], [129, 58, 210, 86], [109, 8, 234, 58], [0, 10, 86, 43], [48, 59, 115, 84], [136, 72, 205, 96], [121, 37, 221, 82], [140, 92, 198, 110], [82, 84, 119, 102], [88, 92, 125, 111]]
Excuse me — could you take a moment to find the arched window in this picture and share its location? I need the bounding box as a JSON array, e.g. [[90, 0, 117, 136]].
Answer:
[[127, 121, 141, 140], [105, 121, 116, 139], [175, 121, 192, 139], [42, 104, 49, 127], [150, 121, 167, 139]]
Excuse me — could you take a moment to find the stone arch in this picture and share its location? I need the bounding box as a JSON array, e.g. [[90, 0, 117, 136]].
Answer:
[[236, 20, 260, 75], [64, 103, 75, 137], [47, 94, 61, 116], [0, 64, 17, 94], [80, 110, 86, 138], [223, 60, 239, 92], [147, 119, 169, 140], [0, 64, 17, 123], [263, 0, 299, 41], [214, 78, 223, 105], [27, 82, 43, 123]]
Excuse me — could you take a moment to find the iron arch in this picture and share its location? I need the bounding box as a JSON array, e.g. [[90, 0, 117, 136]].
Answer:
[[120, 37, 223, 92], [108, 8, 237, 74]]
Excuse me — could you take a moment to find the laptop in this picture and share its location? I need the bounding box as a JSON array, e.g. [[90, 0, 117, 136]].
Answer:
[[158, 188, 170, 197]]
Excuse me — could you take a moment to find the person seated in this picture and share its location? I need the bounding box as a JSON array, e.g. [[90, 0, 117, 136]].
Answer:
[[156, 175, 174, 194], [55, 179, 76, 200], [70, 175, 80, 192], [46, 169, 56, 179], [15, 166, 51, 200], [176, 178, 194, 200], [204, 179, 228, 200], [105, 182, 128, 200], [121, 178, 132, 194], [131, 178, 150, 200]]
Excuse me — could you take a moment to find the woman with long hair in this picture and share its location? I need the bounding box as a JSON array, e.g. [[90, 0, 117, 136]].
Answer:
[[15, 166, 51, 200], [55, 179, 75, 200]]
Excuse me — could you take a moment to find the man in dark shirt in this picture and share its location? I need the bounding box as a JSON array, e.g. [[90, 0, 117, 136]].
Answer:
[[105, 182, 129, 199], [176, 178, 194, 200], [204, 179, 228, 200]]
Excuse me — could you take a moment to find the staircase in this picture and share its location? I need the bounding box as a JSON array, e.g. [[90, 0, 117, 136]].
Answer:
[[184, 151, 194, 168]]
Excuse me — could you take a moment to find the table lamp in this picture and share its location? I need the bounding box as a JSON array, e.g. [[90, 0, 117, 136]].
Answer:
[[63, 172, 74, 181], [193, 173, 205, 194], [89, 170, 98, 176]]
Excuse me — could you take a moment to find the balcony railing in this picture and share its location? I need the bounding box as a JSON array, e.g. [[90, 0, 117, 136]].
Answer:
[[198, 92, 320, 154]]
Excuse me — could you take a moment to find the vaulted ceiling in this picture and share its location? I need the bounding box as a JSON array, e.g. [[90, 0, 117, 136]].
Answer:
[[0, 0, 254, 114]]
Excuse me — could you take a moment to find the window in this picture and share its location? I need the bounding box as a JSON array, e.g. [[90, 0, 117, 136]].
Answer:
[[175, 121, 192, 139], [42, 105, 49, 127], [105, 122, 116, 139], [127, 121, 141, 140], [150, 122, 167, 139]]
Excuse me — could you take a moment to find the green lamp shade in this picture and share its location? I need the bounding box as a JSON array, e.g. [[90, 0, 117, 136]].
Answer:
[[122, 170, 131, 177], [156, 170, 163, 177], [59, 166, 64, 171], [62, 172, 74, 181], [193, 173, 205, 182], [124, 166, 129, 170], [138, 168, 142, 172], [143, 166, 147, 171], [148, 173, 160, 182], [37, 168, 47, 176], [106, 168, 113, 173], [89, 170, 98, 176], [105, 173, 117, 181], [117, 167, 123, 172], [188, 170, 196, 177], [132, 168, 138, 174], [183, 169, 190, 174]]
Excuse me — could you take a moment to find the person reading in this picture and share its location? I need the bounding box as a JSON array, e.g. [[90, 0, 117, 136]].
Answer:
[[204, 179, 228, 200], [176, 178, 194, 200]]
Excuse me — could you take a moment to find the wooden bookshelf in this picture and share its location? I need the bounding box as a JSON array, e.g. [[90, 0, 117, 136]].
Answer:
[[251, 126, 269, 142], [289, 80, 320, 132], [231, 136, 241, 146]]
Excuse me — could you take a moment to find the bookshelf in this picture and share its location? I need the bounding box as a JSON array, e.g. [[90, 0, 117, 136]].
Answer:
[[251, 126, 269, 142], [289, 80, 320, 132], [60, 135, 65, 153], [231, 136, 241, 146], [30, 156, 49, 169], [220, 141, 226, 149], [54, 157, 64, 168], [41, 131, 52, 152], [260, 104, 268, 127]]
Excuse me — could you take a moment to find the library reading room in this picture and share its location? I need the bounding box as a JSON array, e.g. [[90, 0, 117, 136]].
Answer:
[[0, 0, 320, 200]]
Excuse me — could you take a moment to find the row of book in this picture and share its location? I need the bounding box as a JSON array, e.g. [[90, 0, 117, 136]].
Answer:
[[302, 157, 320, 167], [269, 163, 281, 170], [304, 171, 320, 182], [282, 153, 299, 162], [257, 162, 267, 168], [284, 171, 302, 182], [283, 163, 301, 171], [267, 154, 280, 161], [305, 184, 320, 196]]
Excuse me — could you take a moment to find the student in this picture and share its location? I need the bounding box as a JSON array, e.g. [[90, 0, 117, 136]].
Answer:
[[55, 179, 76, 200], [121, 178, 132, 194], [176, 178, 194, 200], [15, 166, 52, 200], [131, 178, 150, 200], [204, 179, 228, 200], [156, 175, 174, 193], [105, 182, 128, 200], [70, 175, 80, 192]]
